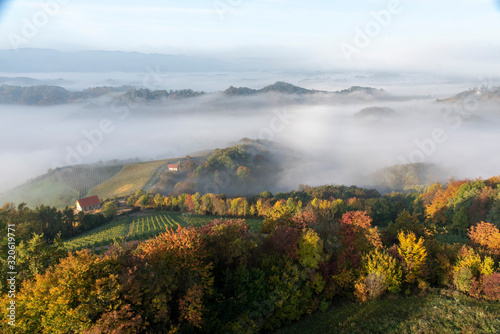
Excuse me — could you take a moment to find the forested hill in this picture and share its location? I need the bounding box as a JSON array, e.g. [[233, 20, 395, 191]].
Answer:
[[3, 82, 499, 106], [0, 139, 292, 208], [0, 82, 389, 105], [223, 81, 324, 95], [438, 86, 500, 103], [0, 85, 131, 105], [223, 81, 388, 97], [0, 85, 203, 106]]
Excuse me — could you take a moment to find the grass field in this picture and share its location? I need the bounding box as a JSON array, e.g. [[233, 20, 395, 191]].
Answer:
[[88, 160, 168, 199], [0, 176, 79, 209], [277, 290, 500, 334], [65, 211, 263, 250]]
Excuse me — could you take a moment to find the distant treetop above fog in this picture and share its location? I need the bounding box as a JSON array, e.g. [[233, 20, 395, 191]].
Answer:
[[354, 106, 396, 119]]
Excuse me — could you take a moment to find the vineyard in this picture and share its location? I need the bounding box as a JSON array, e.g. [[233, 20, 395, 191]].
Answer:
[[88, 161, 169, 199], [52, 165, 124, 197], [65, 211, 263, 250]]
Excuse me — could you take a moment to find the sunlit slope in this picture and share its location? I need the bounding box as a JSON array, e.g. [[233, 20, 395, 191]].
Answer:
[[54, 165, 124, 197], [88, 160, 168, 199], [0, 176, 79, 209]]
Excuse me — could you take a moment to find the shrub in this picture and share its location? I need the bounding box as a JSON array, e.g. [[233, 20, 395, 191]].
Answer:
[[480, 272, 500, 301], [454, 267, 475, 294], [453, 246, 496, 297], [454, 245, 494, 277], [353, 276, 369, 302], [365, 273, 387, 300], [362, 249, 402, 294]]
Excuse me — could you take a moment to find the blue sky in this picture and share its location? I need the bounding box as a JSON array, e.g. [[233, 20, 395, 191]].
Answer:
[[0, 0, 499, 74]]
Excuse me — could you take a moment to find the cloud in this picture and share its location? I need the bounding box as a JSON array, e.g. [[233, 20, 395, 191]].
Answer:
[[1, 74, 499, 195]]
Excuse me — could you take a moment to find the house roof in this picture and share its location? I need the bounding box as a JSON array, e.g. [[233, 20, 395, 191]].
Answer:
[[168, 164, 179, 169], [76, 195, 101, 208]]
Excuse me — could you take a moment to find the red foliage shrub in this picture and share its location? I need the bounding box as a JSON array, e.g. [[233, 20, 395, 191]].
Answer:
[[480, 272, 500, 301]]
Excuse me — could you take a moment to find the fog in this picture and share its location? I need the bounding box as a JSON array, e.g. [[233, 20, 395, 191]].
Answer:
[[1, 73, 499, 195]]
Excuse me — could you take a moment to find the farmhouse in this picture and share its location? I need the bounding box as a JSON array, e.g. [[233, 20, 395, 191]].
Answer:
[[168, 164, 179, 172], [75, 195, 101, 212]]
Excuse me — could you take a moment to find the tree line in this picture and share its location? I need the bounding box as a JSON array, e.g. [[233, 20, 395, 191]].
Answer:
[[1, 175, 500, 332]]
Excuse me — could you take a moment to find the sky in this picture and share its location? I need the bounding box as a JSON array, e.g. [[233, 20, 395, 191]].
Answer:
[[0, 0, 499, 75]]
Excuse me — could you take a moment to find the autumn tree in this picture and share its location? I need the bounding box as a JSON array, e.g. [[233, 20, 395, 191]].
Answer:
[[135, 227, 213, 330], [12, 250, 123, 333], [468, 221, 500, 255], [16, 233, 67, 284], [340, 211, 382, 253], [397, 231, 427, 284]]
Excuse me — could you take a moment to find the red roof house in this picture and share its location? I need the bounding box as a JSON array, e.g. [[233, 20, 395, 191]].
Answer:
[[168, 164, 179, 172], [76, 195, 101, 212]]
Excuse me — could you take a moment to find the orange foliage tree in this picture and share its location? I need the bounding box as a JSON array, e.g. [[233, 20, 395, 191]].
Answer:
[[468, 221, 500, 255], [424, 180, 466, 224]]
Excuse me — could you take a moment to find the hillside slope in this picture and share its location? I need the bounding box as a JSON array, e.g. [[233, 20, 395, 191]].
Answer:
[[0, 176, 78, 209], [88, 160, 174, 199]]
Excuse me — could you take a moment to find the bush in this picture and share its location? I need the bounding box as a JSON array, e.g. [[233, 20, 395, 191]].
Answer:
[[454, 267, 475, 294], [362, 249, 402, 294], [480, 272, 500, 301], [365, 273, 387, 300]]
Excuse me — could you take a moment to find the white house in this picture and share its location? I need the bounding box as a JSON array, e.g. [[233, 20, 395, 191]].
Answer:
[[75, 195, 101, 212], [168, 164, 179, 172]]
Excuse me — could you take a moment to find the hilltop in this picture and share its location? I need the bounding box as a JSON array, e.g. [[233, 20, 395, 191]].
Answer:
[[223, 81, 325, 95], [438, 86, 500, 104], [0, 157, 193, 209], [0, 139, 292, 208]]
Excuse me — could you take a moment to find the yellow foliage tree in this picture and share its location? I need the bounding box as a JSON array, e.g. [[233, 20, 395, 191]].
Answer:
[[297, 229, 325, 269], [362, 249, 402, 294], [397, 231, 427, 283], [11, 250, 122, 334], [454, 245, 494, 276]]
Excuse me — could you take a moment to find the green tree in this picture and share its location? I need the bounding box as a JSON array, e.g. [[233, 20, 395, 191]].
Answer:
[[102, 201, 118, 219], [16, 233, 67, 283]]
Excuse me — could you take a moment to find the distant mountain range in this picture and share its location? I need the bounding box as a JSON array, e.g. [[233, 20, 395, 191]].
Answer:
[[223, 82, 389, 97], [0, 48, 272, 73], [2, 80, 494, 106], [0, 85, 131, 105], [0, 81, 390, 105]]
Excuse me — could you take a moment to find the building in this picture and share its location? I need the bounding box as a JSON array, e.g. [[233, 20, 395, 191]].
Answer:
[[75, 195, 101, 212], [168, 164, 179, 172]]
